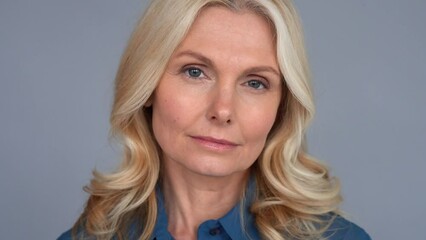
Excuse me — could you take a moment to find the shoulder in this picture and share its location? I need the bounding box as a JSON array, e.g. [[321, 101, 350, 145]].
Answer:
[[57, 229, 73, 240], [56, 228, 96, 240], [323, 215, 371, 240]]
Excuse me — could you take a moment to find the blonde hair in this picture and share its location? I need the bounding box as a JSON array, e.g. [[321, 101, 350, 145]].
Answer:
[[74, 0, 341, 239]]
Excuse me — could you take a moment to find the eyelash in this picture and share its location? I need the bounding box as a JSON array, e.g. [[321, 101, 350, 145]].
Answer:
[[182, 66, 207, 79], [181, 66, 270, 90], [245, 79, 269, 90]]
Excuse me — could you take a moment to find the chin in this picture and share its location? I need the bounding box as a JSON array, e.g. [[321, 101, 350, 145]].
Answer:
[[188, 162, 249, 178]]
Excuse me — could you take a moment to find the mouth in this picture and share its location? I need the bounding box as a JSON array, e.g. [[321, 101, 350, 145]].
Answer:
[[190, 136, 239, 151]]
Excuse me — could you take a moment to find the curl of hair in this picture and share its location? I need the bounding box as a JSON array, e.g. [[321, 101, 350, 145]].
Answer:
[[73, 0, 341, 239]]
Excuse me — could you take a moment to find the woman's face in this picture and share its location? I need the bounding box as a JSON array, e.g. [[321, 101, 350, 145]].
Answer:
[[152, 7, 282, 179]]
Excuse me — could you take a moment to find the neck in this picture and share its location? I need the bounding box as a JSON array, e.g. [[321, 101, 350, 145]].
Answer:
[[161, 161, 249, 240]]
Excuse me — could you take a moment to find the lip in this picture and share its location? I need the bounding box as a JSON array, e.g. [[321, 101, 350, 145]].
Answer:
[[190, 135, 239, 151]]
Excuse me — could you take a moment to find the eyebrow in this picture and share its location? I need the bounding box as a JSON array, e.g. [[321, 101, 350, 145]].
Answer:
[[174, 50, 281, 78], [175, 50, 214, 67], [245, 66, 281, 78]]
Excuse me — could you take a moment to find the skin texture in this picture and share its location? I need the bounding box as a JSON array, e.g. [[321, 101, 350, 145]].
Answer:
[[151, 6, 282, 240]]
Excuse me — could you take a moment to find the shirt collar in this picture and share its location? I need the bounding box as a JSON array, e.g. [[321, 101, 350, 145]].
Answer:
[[152, 188, 173, 240], [152, 177, 260, 240], [216, 177, 259, 239]]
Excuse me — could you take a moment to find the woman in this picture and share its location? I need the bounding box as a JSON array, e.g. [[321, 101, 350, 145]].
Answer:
[[59, 0, 370, 239]]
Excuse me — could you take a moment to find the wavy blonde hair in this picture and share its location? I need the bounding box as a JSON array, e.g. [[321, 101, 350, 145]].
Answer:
[[73, 0, 341, 239]]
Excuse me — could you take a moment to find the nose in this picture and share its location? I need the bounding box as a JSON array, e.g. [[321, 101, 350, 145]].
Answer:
[[207, 85, 234, 125]]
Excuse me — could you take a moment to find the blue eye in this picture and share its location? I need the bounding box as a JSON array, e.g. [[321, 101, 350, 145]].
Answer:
[[247, 80, 266, 89], [185, 67, 204, 78]]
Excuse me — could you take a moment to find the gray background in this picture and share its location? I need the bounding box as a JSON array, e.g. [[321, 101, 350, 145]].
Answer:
[[1, 0, 425, 239]]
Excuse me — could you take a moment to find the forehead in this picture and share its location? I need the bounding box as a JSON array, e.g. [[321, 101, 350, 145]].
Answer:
[[188, 6, 274, 44], [174, 6, 278, 70]]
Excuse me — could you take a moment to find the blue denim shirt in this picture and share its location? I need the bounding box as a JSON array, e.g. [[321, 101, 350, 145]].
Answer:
[[58, 181, 371, 240], [149, 183, 371, 240], [151, 182, 260, 240]]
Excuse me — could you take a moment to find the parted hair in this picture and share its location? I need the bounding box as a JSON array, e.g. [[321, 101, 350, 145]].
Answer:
[[73, 0, 341, 239]]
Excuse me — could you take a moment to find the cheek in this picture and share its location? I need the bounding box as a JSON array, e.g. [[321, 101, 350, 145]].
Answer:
[[151, 83, 194, 150], [250, 119, 274, 144], [240, 106, 279, 154], [246, 104, 279, 135], [152, 96, 179, 143], [238, 88, 282, 143], [237, 115, 275, 170]]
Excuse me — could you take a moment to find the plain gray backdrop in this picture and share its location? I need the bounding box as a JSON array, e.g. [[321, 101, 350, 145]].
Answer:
[[1, 0, 425, 239]]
